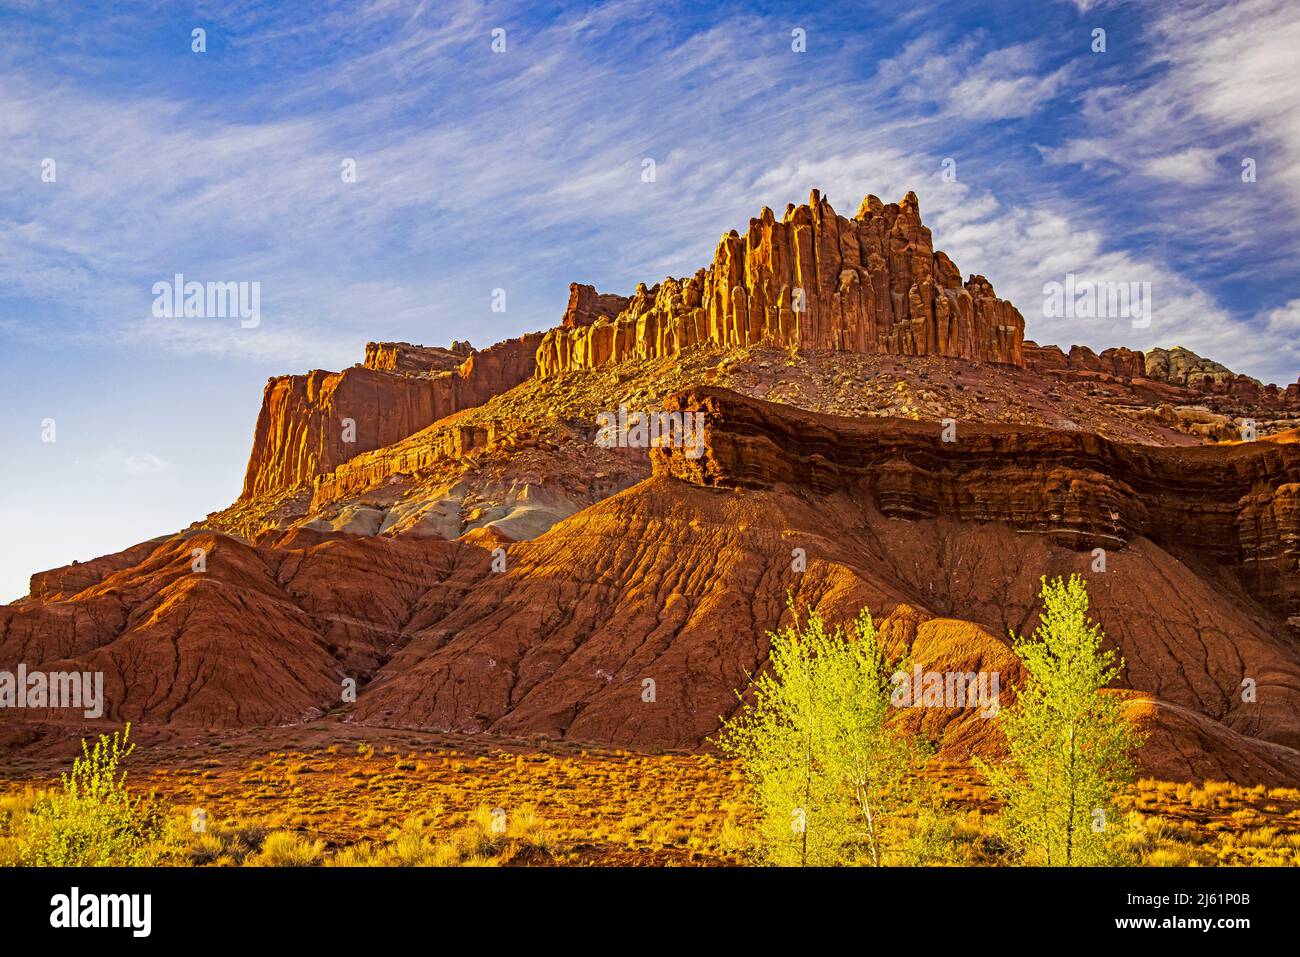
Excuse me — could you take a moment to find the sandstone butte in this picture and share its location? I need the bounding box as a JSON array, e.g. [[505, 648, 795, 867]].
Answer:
[[240, 190, 1027, 503], [7, 188, 1300, 789]]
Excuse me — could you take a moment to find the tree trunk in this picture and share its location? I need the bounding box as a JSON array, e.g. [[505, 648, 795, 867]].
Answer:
[[1065, 724, 1077, 866]]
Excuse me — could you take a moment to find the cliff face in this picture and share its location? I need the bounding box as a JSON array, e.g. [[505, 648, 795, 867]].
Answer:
[[1144, 346, 1297, 405], [239, 333, 542, 499], [344, 391, 1300, 769], [1146, 346, 1241, 389], [653, 386, 1300, 616], [536, 190, 1026, 377], [12, 389, 1300, 779]]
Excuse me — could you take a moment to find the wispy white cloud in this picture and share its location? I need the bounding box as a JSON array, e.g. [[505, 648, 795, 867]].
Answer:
[[1264, 299, 1300, 336], [1041, 0, 1300, 253], [876, 37, 1071, 120], [0, 0, 1297, 386], [1141, 147, 1220, 184]]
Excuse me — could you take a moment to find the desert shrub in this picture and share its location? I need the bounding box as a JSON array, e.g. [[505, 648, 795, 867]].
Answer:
[[15, 725, 173, 866], [428, 805, 553, 866], [187, 833, 227, 866], [1144, 846, 1207, 867], [894, 804, 961, 866], [390, 829, 436, 865], [316, 806, 552, 867], [0, 790, 46, 865], [326, 842, 381, 866], [453, 805, 552, 863], [183, 822, 266, 866]]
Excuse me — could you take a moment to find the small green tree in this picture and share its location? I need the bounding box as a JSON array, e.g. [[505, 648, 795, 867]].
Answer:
[[18, 723, 170, 866], [978, 575, 1146, 865], [715, 603, 924, 866]]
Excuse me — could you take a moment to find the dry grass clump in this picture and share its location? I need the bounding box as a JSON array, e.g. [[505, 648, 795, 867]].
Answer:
[[323, 805, 554, 866], [246, 830, 325, 866]]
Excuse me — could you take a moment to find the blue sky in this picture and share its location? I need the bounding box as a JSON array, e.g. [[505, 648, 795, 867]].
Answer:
[[2, 0, 1299, 601]]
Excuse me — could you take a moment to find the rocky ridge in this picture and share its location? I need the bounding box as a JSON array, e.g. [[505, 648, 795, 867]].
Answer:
[[535, 191, 1025, 378]]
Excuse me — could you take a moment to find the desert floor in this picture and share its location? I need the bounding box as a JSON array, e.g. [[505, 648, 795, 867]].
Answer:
[[4, 720, 1300, 866]]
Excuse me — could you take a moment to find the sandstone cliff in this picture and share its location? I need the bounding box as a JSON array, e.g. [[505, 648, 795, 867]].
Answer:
[[1025, 340, 1300, 406], [654, 386, 1300, 619], [362, 340, 472, 375], [343, 390, 1300, 773], [1146, 346, 1242, 389], [561, 283, 630, 329], [13, 183, 1300, 787], [239, 333, 542, 499], [535, 190, 1025, 377], [1144, 345, 1295, 406]]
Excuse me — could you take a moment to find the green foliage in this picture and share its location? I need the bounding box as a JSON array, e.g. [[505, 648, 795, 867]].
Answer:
[[16, 724, 172, 866], [978, 575, 1147, 865], [715, 602, 932, 866]]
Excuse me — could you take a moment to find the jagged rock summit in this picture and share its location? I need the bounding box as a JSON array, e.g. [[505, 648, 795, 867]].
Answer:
[[237, 190, 1028, 505], [536, 190, 1025, 377]]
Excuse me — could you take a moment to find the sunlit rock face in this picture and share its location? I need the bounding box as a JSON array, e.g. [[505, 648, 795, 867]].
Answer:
[[536, 190, 1025, 378]]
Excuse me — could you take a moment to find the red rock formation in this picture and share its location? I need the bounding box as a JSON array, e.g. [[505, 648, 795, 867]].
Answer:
[[561, 283, 630, 329], [1138, 346, 1300, 409], [363, 341, 471, 375], [10, 388, 1300, 782], [26, 538, 167, 602], [240, 367, 439, 500], [1074, 344, 1145, 378], [239, 333, 543, 499], [535, 190, 1025, 377], [13, 185, 1300, 790], [341, 388, 1300, 774], [654, 387, 1300, 617], [1023, 341, 1145, 378], [1021, 340, 1069, 372], [1, 531, 481, 729]]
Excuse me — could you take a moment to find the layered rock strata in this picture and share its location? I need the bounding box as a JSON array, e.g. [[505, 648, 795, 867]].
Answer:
[[240, 333, 542, 498], [654, 386, 1300, 616], [1023, 341, 1145, 378]]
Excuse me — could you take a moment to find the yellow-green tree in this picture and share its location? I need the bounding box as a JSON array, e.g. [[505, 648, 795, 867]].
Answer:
[[979, 575, 1145, 865], [715, 604, 921, 866]]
